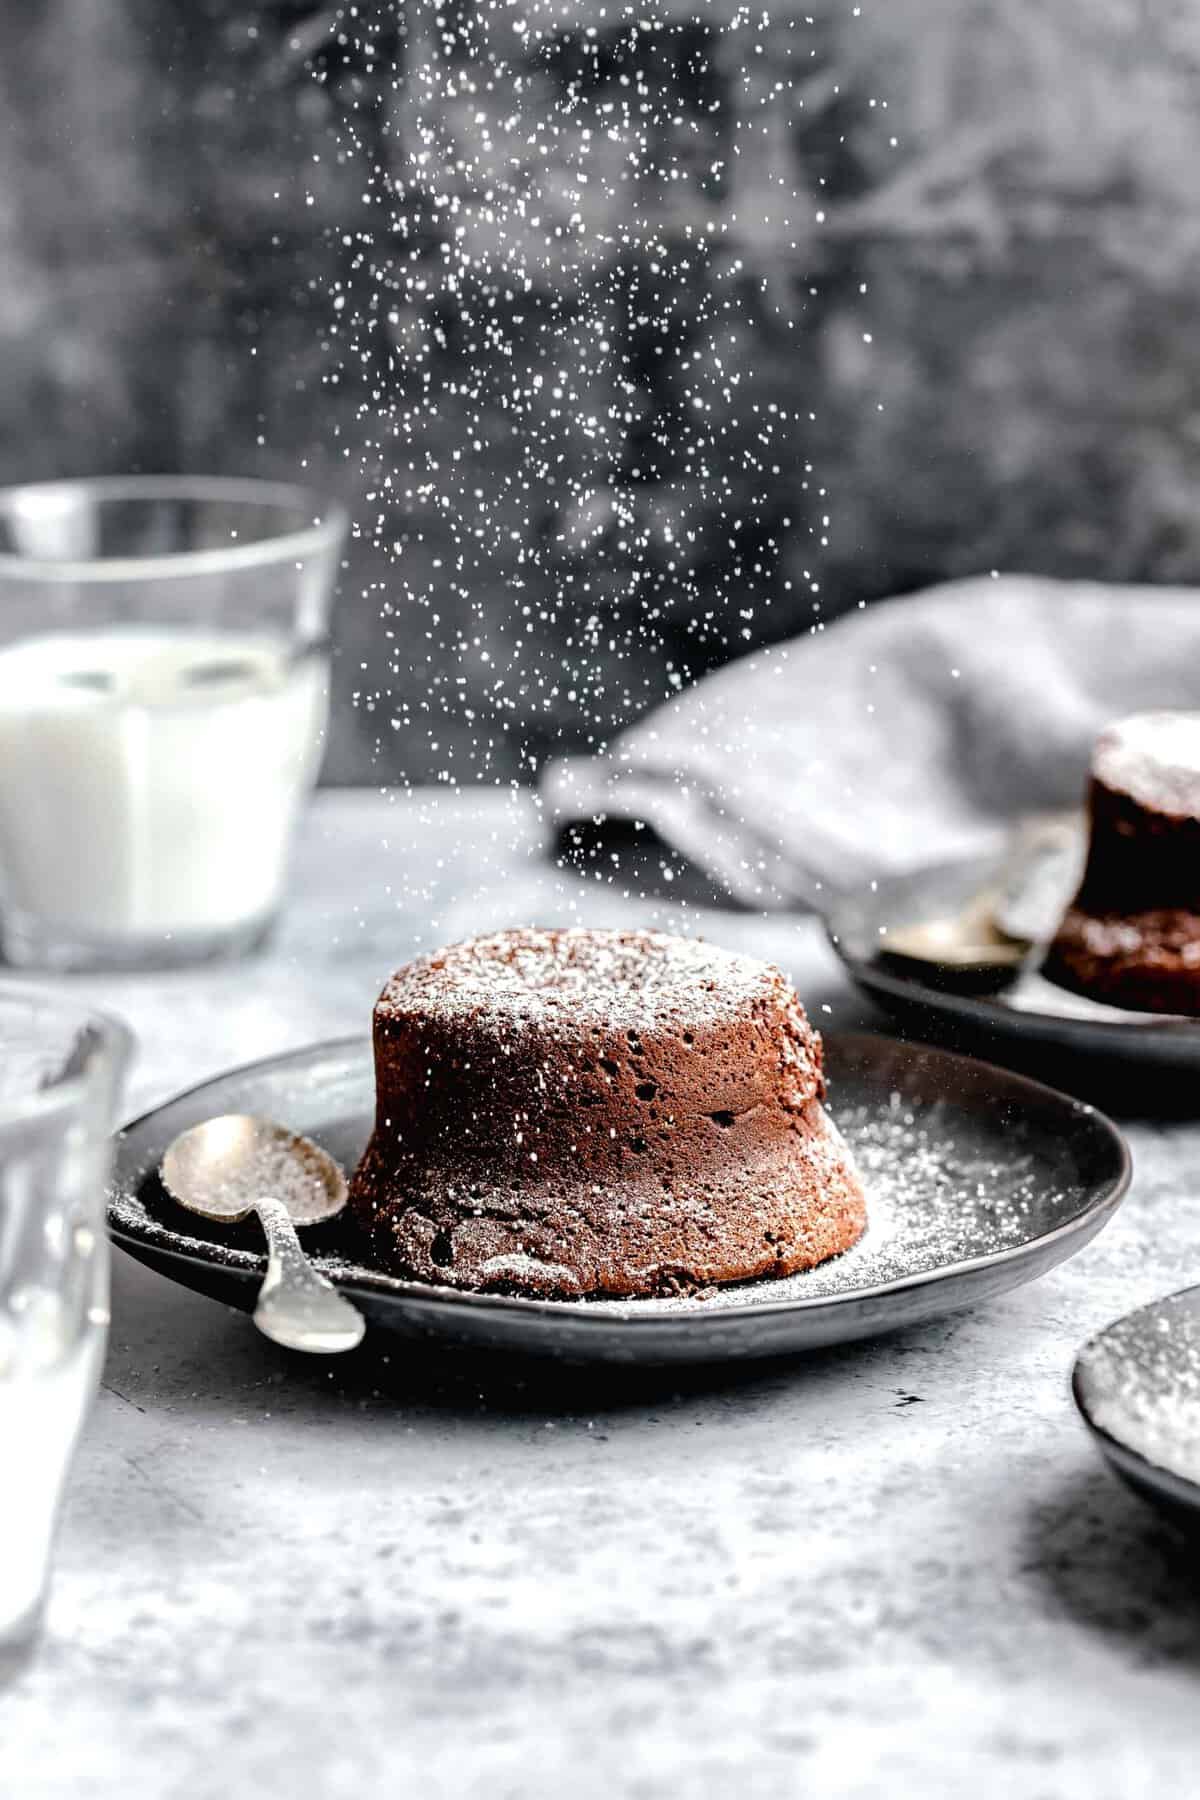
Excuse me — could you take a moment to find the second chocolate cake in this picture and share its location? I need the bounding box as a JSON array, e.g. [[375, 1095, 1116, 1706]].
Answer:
[[348, 927, 866, 1298], [1044, 711, 1200, 1014]]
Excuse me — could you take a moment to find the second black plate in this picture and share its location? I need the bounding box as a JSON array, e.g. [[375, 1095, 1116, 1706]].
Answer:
[[826, 853, 1200, 1070]]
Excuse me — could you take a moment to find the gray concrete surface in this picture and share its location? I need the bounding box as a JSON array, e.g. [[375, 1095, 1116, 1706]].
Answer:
[[3, 788, 1199, 1798]]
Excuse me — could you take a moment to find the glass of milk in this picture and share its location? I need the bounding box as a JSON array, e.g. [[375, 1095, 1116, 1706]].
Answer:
[[0, 476, 346, 970], [0, 984, 131, 1659]]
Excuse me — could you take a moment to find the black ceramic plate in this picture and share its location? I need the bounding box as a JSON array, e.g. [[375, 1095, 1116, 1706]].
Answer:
[[1073, 1288, 1200, 1533], [107, 1032, 1129, 1365], [826, 854, 1200, 1070]]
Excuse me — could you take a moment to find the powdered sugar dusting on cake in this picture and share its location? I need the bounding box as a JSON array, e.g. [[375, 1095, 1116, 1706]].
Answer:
[[377, 926, 784, 1030], [1093, 711, 1200, 815]]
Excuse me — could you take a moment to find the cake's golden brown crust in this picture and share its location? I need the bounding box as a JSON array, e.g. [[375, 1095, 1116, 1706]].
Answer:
[[348, 928, 867, 1298], [1045, 713, 1200, 1015]]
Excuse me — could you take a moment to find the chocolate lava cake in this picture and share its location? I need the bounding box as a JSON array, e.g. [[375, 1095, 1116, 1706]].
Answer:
[[348, 927, 866, 1299], [1044, 711, 1200, 1014]]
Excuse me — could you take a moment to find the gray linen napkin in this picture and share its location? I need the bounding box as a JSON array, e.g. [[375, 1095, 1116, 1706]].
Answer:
[[541, 575, 1200, 910]]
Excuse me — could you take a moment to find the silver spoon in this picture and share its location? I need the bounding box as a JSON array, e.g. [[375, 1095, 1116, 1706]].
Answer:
[[878, 813, 1083, 992], [1073, 1286, 1200, 1532], [161, 1114, 365, 1354]]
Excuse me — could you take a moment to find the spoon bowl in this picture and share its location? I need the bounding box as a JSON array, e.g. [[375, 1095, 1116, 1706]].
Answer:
[[869, 815, 1082, 997], [161, 1114, 347, 1225], [877, 896, 1030, 995]]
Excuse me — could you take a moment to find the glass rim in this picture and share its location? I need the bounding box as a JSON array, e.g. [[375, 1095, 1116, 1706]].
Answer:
[[0, 982, 134, 1130], [0, 475, 349, 586]]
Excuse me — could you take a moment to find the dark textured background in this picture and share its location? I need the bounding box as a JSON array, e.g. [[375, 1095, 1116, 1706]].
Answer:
[[1, 1, 1197, 783]]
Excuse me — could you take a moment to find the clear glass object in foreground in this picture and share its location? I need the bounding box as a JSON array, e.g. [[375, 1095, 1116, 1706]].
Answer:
[[0, 476, 347, 971], [0, 985, 131, 1659]]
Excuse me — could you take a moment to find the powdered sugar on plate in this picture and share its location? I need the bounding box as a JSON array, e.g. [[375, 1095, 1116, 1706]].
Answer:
[[1077, 1290, 1200, 1489], [587, 1090, 1053, 1313]]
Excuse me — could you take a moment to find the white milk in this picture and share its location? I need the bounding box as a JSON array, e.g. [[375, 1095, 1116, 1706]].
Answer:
[[0, 628, 327, 940]]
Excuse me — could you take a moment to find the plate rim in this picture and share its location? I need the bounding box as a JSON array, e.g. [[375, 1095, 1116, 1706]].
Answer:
[[824, 851, 1200, 1045], [108, 1028, 1133, 1334]]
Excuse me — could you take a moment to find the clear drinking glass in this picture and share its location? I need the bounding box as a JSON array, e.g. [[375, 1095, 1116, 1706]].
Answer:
[[0, 476, 347, 971], [0, 985, 132, 1659]]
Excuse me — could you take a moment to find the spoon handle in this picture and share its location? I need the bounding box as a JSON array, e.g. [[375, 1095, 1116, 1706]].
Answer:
[[251, 1196, 365, 1354]]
